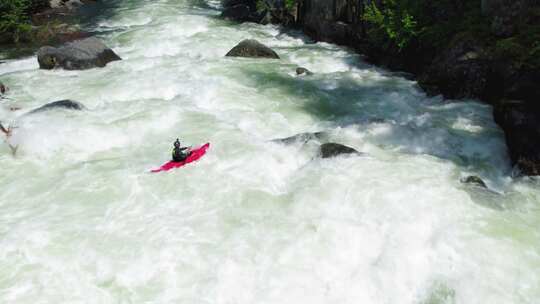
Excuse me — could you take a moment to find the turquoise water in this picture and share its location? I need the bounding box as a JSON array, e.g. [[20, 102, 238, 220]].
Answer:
[[0, 0, 539, 302]]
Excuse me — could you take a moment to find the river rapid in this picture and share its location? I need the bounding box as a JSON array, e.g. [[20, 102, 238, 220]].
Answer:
[[0, 0, 539, 303]]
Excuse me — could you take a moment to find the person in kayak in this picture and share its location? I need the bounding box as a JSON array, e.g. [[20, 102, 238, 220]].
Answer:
[[172, 138, 191, 162]]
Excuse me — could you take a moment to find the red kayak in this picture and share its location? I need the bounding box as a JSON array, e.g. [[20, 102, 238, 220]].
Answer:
[[151, 143, 210, 173]]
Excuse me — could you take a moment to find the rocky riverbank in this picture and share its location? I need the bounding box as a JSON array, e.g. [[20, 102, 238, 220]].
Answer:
[[222, 0, 540, 176], [0, 0, 98, 57]]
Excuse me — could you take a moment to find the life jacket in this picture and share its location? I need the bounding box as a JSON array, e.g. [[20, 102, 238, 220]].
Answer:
[[172, 147, 188, 162]]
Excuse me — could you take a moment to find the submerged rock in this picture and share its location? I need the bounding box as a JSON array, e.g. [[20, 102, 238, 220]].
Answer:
[[28, 100, 86, 114], [461, 176, 488, 188], [319, 143, 361, 158], [37, 37, 121, 70], [296, 67, 313, 76], [0, 82, 6, 95], [225, 39, 280, 59], [273, 132, 327, 145]]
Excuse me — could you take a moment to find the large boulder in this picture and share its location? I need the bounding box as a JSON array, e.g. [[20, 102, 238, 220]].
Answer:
[[319, 143, 361, 158], [494, 99, 540, 175], [225, 39, 280, 59], [27, 100, 86, 114], [37, 37, 121, 70]]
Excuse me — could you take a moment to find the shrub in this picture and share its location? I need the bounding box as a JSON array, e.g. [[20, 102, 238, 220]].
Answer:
[[0, 0, 32, 43], [362, 0, 419, 50]]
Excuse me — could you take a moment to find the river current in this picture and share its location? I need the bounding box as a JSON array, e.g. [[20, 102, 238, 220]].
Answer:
[[0, 0, 539, 303]]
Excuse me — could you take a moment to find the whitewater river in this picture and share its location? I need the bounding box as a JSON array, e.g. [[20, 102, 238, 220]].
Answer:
[[0, 0, 539, 303]]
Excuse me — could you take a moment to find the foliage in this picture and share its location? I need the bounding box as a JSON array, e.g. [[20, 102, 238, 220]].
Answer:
[[284, 0, 296, 10], [0, 0, 32, 43], [255, 0, 268, 13], [362, 0, 419, 50]]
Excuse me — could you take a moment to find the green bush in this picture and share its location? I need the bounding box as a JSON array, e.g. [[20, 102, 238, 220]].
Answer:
[[362, 0, 419, 50], [284, 0, 296, 10], [0, 0, 32, 43]]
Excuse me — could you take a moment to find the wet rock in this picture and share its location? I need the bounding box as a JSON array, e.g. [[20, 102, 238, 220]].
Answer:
[[225, 39, 280, 59], [319, 143, 361, 158], [494, 99, 540, 176], [28, 100, 86, 114], [273, 132, 327, 145], [0, 82, 6, 95], [461, 176, 488, 188], [37, 37, 121, 70], [222, 4, 253, 22], [296, 67, 313, 76], [221, 0, 260, 23]]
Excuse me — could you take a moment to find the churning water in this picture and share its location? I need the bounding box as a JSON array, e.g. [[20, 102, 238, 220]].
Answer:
[[0, 0, 539, 303]]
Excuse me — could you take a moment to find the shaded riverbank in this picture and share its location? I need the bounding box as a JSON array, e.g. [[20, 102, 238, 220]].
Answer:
[[221, 0, 540, 176]]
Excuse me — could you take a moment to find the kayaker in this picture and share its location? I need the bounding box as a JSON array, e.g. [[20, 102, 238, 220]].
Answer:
[[172, 138, 190, 162]]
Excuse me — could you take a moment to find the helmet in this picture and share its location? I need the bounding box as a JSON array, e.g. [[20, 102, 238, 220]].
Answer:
[[174, 138, 181, 147]]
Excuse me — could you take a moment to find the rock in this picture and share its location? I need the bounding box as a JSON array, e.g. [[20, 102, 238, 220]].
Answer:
[[31, 0, 98, 24], [221, 0, 261, 23], [259, 5, 296, 26], [482, 0, 531, 37], [223, 0, 252, 8], [225, 39, 280, 59], [221, 0, 295, 25], [37, 37, 121, 70], [221, 4, 253, 22], [296, 67, 313, 76], [461, 176, 488, 188], [50, 0, 86, 10], [319, 143, 361, 158], [273, 132, 327, 144], [0, 82, 6, 95], [28, 100, 86, 114], [419, 36, 491, 99], [300, 0, 356, 45], [493, 99, 540, 176], [31, 23, 91, 45]]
